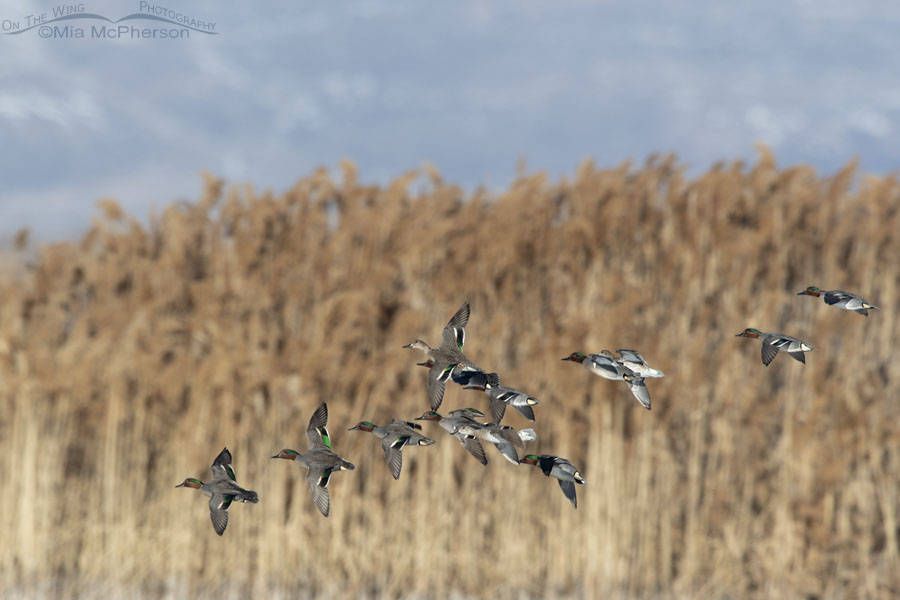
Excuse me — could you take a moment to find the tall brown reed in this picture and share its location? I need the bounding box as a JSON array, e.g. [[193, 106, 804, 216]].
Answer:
[[0, 149, 898, 598]]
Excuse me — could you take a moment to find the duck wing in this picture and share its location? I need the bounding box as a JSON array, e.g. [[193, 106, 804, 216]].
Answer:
[[306, 402, 332, 450], [493, 441, 520, 464], [823, 290, 853, 305], [380, 436, 406, 479], [456, 434, 488, 465], [557, 479, 578, 508], [512, 403, 535, 421], [616, 349, 647, 365], [440, 301, 470, 351], [787, 349, 807, 363], [210, 447, 236, 482], [306, 466, 332, 517], [427, 361, 453, 411], [487, 392, 507, 424], [625, 375, 651, 410], [208, 492, 233, 536], [760, 338, 781, 366]]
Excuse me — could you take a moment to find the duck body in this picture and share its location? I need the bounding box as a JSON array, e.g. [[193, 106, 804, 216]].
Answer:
[[798, 286, 879, 316], [735, 328, 813, 366]]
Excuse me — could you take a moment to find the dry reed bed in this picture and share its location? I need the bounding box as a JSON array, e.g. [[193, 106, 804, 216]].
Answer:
[[0, 149, 898, 598]]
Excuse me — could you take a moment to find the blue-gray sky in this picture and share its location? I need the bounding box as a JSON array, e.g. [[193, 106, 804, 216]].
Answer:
[[2, 1, 898, 240]]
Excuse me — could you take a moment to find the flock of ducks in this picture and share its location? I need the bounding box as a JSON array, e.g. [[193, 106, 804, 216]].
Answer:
[[736, 286, 878, 365], [176, 286, 879, 535]]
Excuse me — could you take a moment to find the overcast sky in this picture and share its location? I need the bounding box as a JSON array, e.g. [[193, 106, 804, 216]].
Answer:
[[2, 1, 899, 241]]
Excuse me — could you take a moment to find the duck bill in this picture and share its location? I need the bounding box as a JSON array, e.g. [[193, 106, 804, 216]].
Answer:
[[347, 425, 360, 431], [561, 356, 572, 361], [175, 482, 185, 487], [270, 453, 283, 459], [734, 332, 745, 337], [402, 343, 413, 349], [797, 290, 808, 295]]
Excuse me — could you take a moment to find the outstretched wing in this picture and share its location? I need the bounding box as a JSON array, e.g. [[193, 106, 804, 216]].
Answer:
[[427, 362, 453, 411], [488, 393, 507, 424], [441, 302, 470, 351], [787, 349, 807, 364], [208, 493, 233, 535], [616, 349, 646, 365], [381, 436, 407, 479], [210, 447, 236, 481], [557, 479, 577, 508], [761, 340, 781, 366], [457, 434, 487, 465], [512, 403, 536, 421], [306, 467, 332, 517], [306, 402, 332, 450], [494, 442, 520, 465], [626, 376, 651, 410]]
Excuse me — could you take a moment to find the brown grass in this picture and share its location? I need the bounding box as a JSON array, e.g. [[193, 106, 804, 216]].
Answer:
[[1, 148, 898, 598]]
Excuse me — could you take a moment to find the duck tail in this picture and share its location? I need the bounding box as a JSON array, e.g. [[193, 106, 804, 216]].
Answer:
[[340, 459, 356, 471], [518, 428, 537, 443], [240, 489, 260, 503]]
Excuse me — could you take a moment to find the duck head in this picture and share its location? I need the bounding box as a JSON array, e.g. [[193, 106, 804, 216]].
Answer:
[[519, 454, 539, 466], [175, 477, 203, 489], [415, 411, 442, 422], [271, 449, 300, 460], [403, 339, 431, 352], [798, 286, 822, 297], [562, 352, 587, 363], [348, 421, 377, 432], [735, 328, 761, 339]]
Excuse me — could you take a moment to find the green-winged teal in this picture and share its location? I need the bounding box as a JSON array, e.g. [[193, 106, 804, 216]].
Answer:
[[349, 419, 435, 479], [562, 350, 657, 410], [271, 402, 355, 517], [176, 447, 259, 536], [736, 328, 813, 366], [798, 286, 879, 316], [415, 408, 488, 465], [404, 301, 482, 411], [520, 454, 586, 509]]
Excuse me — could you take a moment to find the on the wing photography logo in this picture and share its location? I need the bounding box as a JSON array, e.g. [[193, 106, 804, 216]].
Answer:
[[2, 2, 217, 39]]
